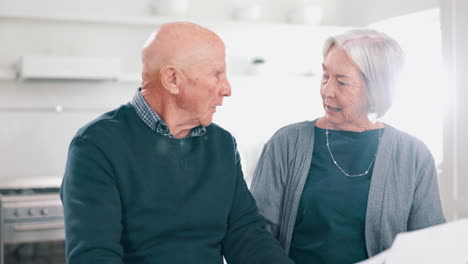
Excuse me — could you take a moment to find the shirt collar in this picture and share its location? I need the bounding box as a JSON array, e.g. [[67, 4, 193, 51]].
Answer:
[[130, 88, 206, 138]]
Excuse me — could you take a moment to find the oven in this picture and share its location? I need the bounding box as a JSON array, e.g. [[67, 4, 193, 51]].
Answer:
[[0, 178, 65, 264]]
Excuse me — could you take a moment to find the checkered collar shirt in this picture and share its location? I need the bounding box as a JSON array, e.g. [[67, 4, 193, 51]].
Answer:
[[130, 88, 207, 138]]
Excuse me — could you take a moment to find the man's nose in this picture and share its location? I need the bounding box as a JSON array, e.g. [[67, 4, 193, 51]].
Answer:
[[221, 79, 232, 97]]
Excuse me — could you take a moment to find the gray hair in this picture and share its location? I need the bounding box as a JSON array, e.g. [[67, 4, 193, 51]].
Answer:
[[323, 29, 404, 118]]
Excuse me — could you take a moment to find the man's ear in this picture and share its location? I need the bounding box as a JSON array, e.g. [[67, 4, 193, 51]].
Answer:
[[160, 65, 180, 95]]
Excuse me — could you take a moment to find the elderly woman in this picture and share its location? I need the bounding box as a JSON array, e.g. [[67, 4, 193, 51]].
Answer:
[[250, 29, 446, 264]]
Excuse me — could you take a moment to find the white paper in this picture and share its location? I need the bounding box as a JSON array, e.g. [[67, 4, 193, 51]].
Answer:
[[386, 218, 468, 264], [354, 218, 468, 264]]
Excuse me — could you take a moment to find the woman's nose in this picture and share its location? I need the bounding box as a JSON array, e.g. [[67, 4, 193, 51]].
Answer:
[[322, 79, 336, 98]]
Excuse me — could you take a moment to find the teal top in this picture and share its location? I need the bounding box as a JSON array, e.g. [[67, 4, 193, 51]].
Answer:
[[61, 103, 294, 264], [289, 126, 382, 264]]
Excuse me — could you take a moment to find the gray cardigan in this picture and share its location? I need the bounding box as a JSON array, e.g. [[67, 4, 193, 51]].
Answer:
[[250, 120, 446, 257]]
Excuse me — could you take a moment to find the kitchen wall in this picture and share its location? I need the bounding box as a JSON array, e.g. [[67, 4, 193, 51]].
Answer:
[[4, 0, 438, 27], [0, 0, 338, 24], [335, 0, 439, 26], [0, 11, 160, 181], [0, 0, 448, 186], [0, 0, 351, 184], [0, 0, 440, 25]]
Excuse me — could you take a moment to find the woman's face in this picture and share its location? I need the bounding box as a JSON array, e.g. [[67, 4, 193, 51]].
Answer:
[[320, 45, 369, 130]]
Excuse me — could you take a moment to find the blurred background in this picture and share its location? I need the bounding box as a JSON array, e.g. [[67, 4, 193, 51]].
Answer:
[[0, 0, 466, 263]]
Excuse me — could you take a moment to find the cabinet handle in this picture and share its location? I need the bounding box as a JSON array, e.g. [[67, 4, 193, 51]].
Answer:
[[14, 222, 64, 232]]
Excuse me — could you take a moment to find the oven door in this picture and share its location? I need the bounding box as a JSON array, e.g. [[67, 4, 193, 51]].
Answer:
[[2, 219, 66, 264], [4, 240, 65, 264], [1, 193, 66, 264]]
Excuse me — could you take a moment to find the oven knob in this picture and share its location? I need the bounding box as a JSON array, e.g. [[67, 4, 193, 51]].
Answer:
[[28, 208, 37, 216], [14, 209, 23, 216], [41, 208, 49, 215]]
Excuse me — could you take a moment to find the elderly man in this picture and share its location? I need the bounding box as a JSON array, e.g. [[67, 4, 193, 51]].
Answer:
[[60, 22, 294, 264]]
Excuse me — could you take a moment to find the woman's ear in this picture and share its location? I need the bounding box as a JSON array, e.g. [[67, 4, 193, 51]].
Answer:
[[160, 65, 180, 95]]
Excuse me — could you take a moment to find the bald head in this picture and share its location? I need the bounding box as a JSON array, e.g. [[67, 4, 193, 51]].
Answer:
[[141, 22, 224, 83], [138, 22, 231, 137]]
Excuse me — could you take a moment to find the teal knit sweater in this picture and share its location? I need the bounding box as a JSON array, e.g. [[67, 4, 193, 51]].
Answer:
[[61, 103, 293, 264]]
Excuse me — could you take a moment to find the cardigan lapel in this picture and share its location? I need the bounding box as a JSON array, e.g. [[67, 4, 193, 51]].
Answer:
[[365, 124, 396, 256]]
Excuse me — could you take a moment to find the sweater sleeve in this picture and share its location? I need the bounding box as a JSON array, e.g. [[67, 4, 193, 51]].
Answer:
[[222, 149, 294, 264], [407, 150, 446, 230], [60, 137, 124, 264], [250, 139, 286, 240]]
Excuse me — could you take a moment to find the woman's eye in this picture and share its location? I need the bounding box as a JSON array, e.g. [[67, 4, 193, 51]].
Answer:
[[338, 81, 347, 86]]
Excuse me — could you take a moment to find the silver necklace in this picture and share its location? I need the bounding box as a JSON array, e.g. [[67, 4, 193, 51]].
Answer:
[[325, 128, 382, 177]]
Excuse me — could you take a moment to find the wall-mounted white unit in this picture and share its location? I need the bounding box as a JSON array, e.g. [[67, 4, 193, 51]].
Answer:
[[17, 56, 123, 81]]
